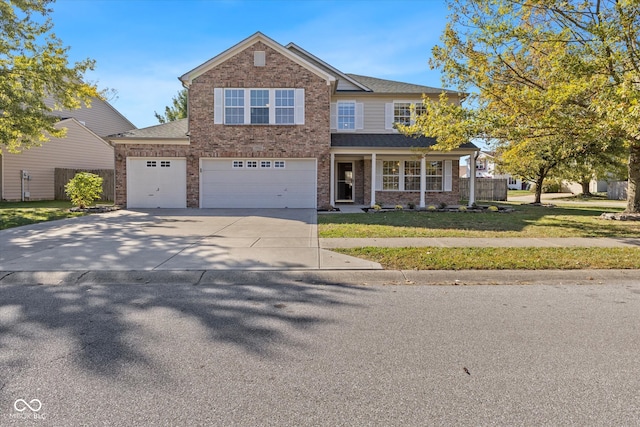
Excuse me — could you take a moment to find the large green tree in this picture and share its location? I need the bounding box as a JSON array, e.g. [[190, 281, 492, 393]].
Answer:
[[1, 0, 100, 153], [402, 0, 640, 212], [154, 88, 187, 124]]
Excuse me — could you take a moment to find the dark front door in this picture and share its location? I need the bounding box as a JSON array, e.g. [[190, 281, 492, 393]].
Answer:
[[337, 162, 353, 201]]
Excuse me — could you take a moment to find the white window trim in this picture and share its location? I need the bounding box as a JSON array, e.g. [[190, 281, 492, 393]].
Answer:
[[385, 100, 425, 131], [331, 101, 364, 132], [375, 159, 452, 192], [216, 88, 304, 125]]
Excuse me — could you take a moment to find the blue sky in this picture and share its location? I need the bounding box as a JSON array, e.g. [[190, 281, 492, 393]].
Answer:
[[51, 0, 451, 128]]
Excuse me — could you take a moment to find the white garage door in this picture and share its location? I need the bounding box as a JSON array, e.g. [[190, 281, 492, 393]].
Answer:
[[127, 158, 187, 208], [201, 159, 316, 208]]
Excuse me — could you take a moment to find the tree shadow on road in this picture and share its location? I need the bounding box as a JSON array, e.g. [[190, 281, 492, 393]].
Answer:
[[0, 273, 373, 391]]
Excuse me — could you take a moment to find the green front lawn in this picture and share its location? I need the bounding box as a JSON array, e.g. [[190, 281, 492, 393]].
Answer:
[[0, 201, 85, 230], [334, 247, 640, 270], [318, 204, 638, 238]]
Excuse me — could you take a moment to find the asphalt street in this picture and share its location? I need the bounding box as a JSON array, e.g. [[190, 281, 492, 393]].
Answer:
[[2, 278, 639, 426]]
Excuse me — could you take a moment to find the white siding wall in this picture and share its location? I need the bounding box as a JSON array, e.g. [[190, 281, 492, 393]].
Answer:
[[2, 120, 114, 201]]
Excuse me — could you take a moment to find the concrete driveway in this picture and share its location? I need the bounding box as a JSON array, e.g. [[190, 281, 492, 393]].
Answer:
[[0, 209, 381, 271]]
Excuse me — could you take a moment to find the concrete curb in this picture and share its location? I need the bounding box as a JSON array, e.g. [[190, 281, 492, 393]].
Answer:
[[1, 269, 639, 286]]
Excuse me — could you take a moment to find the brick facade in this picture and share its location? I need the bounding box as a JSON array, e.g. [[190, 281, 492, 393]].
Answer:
[[115, 41, 331, 208]]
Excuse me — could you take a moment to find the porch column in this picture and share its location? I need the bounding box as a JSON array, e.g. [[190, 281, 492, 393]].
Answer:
[[370, 153, 376, 207], [330, 152, 335, 207], [468, 151, 478, 207], [420, 156, 426, 208]]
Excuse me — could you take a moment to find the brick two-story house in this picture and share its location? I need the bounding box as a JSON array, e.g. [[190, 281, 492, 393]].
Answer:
[[109, 32, 478, 209]]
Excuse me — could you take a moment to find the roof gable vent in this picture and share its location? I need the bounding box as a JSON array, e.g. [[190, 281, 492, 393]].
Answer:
[[254, 51, 266, 67]]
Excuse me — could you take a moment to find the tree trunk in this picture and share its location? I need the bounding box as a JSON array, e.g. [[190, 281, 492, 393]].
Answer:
[[581, 180, 592, 197], [626, 144, 640, 213], [534, 173, 544, 204]]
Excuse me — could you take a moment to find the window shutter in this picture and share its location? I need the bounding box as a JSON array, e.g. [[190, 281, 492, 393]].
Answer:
[[444, 160, 452, 191], [330, 103, 337, 130], [295, 88, 305, 125], [355, 102, 364, 130], [214, 88, 223, 124], [385, 103, 394, 130], [375, 160, 383, 191]]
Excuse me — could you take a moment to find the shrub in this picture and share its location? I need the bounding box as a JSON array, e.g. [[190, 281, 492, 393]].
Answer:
[[458, 206, 467, 212], [65, 172, 103, 209], [488, 205, 499, 212], [373, 204, 381, 211], [395, 204, 403, 210], [427, 205, 437, 211], [407, 202, 416, 209]]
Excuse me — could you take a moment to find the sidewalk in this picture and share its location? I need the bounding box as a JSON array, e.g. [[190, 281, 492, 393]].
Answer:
[[320, 237, 640, 248]]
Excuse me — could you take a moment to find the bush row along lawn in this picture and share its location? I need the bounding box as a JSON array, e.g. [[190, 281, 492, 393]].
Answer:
[[0, 201, 85, 230], [334, 247, 640, 270], [318, 204, 640, 238]]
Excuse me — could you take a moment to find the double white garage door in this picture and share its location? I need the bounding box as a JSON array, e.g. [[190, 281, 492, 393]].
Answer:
[[127, 158, 316, 209]]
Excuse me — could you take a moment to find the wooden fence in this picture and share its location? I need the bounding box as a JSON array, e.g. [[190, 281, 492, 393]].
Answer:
[[460, 178, 508, 202], [54, 168, 115, 202]]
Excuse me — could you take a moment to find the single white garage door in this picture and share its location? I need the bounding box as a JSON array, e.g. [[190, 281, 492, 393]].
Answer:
[[127, 158, 187, 208], [201, 158, 316, 208]]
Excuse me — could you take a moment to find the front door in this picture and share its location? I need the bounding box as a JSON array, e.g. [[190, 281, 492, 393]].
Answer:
[[336, 162, 353, 201]]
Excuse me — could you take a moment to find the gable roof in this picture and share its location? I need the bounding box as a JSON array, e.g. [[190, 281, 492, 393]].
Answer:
[[346, 74, 459, 95], [285, 43, 371, 92], [108, 118, 188, 140], [180, 32, 336, 87]]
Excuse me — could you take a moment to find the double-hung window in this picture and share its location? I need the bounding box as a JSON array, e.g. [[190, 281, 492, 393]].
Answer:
[[425, 161, 443, 191], [275, 89, 294, 124], [337, 101, 356, 130], [382, 161, 400, 190], [386, 101, 426, 130], [225, 89, 245, 124], [250, 90, 269, 124], [404, 161, 421, 191], [379, 160, 444, 191], [217, 88, 303, 125]]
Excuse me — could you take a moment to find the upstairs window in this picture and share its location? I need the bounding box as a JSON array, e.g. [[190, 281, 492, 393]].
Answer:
[[275, 90, 295, 124], [225, 89, 245, 124], [250, 89, 269, 124], [393, 102, 426, 126], [337, 101, 356, 130], [386, 101, 426, 130], [215, 88, 304, 125]]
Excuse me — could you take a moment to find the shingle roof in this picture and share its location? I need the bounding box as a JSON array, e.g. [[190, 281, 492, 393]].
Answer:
[[331, 133, 477, 149], [346, 74, 458, 95], [109, 118, 188, 139]]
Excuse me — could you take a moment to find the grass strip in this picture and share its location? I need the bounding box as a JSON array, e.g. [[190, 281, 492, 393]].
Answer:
[[318, 206, 640, 238], [333, 247, 640, 270], [0, 201, 85, 230]]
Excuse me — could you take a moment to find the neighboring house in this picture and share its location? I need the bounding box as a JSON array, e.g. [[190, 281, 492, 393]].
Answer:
[[462, 151, 526, 190], [108, 32, 478, 209], [0, 97, 135, 201]]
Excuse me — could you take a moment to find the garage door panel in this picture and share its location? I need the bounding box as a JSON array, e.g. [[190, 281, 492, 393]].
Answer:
[[127, 158, 186, 208], [201, 159, 316, 209]]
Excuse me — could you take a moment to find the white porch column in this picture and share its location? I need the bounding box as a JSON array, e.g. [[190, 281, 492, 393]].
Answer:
[[468, 151, 478, 206], [370, 153, 376, 207], [420, 156, 426, 208], [330, 152, 335, 207]]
